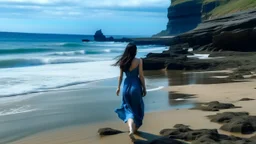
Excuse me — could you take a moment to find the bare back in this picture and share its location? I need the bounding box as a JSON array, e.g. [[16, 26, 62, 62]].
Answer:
[[129, 58, 140, 72]]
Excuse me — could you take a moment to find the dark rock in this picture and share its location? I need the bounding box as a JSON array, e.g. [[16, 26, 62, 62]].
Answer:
[[106, 36, 114, 41], [213, 28, 256, 52], [159, 124, 256, 144], [166, 60, 215, 71], [208, 112, 256, 134], [161, 125, 219, 142], [132, 38, 171, 45], [142, 58, 166, 70], [220, 117, 255, 134], [250, 136, 256, 140], [191, 134, 220, 144], [93, 30, 132, 42], [98, 128, 123, 136], [148, 137, 185, 144], [82, 39, 90, 42], [228, 73, 244, 79], [239, 98, 255, 101], [208, 112, 249, 123], [160, 125, 192, 136], [173, 124, 191, 132], [94, 30, 106, 41], [192, 101, 237, 111], [147, 53, 171, 58]]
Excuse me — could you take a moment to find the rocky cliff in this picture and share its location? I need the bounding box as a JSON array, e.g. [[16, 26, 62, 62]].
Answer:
[[159, 0, 202, 36], [143, 9, 256, 71], [155, 0, 256, 36]]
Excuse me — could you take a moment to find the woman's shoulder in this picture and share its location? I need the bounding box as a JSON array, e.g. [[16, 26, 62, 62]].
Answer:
[[132, 58, 141, 66], [134, 57, 141, 61]]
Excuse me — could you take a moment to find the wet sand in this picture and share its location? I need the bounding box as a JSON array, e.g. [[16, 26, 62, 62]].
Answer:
[[3, 71, 256, 144]]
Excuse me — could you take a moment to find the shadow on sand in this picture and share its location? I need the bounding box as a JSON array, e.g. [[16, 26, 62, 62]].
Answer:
[[133, 131, 161, 144]]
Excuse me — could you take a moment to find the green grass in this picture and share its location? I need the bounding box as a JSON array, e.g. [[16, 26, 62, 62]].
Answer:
[[210, 0, 256, 17], [171, 0, 194, 6], [171, 0, 256, 18], [203, 0, 218, 4]]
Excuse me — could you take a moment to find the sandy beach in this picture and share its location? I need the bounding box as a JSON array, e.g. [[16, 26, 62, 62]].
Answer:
[[5, 71, 255, 144]]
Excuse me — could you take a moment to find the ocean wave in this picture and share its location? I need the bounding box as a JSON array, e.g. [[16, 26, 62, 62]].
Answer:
[[51, 50, 86, 56], [0, 48, 54, 55], [50, 49, 122, 56], [61, 43, 84, 47], [138, 47, 167, 53], [0, 58, 90, 68]]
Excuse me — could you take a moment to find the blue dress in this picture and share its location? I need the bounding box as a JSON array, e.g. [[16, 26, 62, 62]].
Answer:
[[115, 65, 144, 128]]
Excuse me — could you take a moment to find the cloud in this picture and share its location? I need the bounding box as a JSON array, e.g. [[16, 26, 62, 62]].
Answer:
[[0, 0, 168, 7], [0, 0, 169, 19]]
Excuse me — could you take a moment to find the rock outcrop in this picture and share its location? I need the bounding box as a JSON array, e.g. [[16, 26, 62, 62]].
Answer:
[[93, 29, 132, 42], [94, 30, 106, 41]]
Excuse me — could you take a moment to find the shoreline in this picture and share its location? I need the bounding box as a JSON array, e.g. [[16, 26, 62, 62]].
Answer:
[[8, 75, 256, 144]]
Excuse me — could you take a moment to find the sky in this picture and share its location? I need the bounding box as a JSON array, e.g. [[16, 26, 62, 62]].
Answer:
[[0, 0, 170, 36]]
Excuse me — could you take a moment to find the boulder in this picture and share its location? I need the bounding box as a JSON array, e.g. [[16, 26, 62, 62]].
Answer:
[[220, 117, 256, 134], [208, 112, 249, 123], [208, 112, 256, 134], [192, 101, 237, 111], [98, 128, 123, 136]]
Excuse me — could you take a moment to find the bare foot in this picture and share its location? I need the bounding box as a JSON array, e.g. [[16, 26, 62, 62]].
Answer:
[[134, 128, 139, 134], [129, 133, 136, 142]]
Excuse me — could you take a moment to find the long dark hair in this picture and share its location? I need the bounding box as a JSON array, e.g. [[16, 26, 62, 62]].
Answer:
[[114, 43, 137, 72]]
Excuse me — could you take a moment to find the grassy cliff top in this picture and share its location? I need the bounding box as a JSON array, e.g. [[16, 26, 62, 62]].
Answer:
[[209, 0, 256, 18], [171, 0, 194, 6], [171, 0, 256, 18]]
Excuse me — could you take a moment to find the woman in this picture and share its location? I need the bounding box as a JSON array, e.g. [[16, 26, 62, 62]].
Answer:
[[114, 43, 147, 141]]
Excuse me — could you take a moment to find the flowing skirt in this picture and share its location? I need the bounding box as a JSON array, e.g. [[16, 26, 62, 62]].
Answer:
[[115, 77, 144, 128]]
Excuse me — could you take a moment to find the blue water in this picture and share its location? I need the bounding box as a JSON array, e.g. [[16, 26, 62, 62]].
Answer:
[[0, 32, 167, 97]]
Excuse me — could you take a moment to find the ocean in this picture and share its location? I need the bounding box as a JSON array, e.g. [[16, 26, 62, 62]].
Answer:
[[0, 32, 167, 97]]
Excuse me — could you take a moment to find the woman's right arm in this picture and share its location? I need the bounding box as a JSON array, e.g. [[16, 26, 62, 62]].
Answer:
[[116, 68, 123, 96], [139, 59, 147, 96]]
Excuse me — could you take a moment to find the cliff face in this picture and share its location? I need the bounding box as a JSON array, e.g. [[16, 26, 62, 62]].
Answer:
[[155, 0, 256, 36], [166, 0, 202, 35]]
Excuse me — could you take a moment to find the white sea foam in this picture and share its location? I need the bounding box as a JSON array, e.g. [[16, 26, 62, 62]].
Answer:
[[188, 54, 210, 59], [0, 105, 37, 116], [0, 60, 119, 97], [147, 86, 164, 92]]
